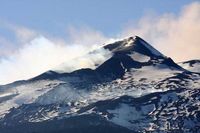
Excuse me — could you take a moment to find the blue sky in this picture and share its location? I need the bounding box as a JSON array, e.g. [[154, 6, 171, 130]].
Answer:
[[0, 0, 194, 37]]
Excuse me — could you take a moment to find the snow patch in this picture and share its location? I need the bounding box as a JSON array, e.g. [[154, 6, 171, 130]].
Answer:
[[107, 103, 154, 130], [129, 52, 150, 63], [179, 62, 200, 73], [0, 80, 61, 117]]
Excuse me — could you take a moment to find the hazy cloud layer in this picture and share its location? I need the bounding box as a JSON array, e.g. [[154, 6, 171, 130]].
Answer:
[[0, 2, 200, 85], [121, 2, 200, 61]]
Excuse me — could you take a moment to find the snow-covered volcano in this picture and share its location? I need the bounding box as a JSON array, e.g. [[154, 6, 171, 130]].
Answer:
[[0, 36, 199, 133]]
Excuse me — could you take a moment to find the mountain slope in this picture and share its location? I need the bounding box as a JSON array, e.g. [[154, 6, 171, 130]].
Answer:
[[0, 36, 199, 133], [179, 60, 200, 73]]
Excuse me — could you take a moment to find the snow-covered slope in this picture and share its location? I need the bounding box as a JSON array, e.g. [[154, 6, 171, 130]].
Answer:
[[0, 36, 199, 133], [179, 60, 200, 73]]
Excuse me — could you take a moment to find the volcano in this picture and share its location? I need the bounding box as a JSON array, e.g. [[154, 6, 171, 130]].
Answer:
[[0, 36, 199, 133]]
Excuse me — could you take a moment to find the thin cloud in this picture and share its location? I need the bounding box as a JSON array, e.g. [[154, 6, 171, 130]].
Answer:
[[66, 26, 108, 46], [120, 2, 200, 62], [0, 36, 15, 57]]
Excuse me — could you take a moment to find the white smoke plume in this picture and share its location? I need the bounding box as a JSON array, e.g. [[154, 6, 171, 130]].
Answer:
[[0, 27, 113, 85]]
